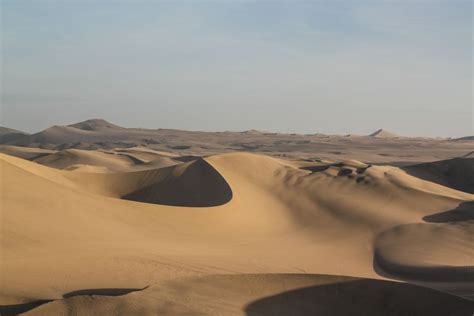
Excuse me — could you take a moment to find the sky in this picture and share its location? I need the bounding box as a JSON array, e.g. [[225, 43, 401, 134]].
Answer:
[[1, 0, 472, 137]]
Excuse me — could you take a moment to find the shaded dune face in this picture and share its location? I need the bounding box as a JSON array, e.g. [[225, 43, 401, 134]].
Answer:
[[423, 201, 474, 223], [245, 277, 473, 316], [403, 158, 474, 194], [122, 158, 233, 207]]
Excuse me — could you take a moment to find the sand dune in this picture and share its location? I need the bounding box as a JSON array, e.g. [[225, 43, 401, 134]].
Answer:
[[368, 128, 399, 138], [12, 274, 471, 316], [404, 157, 474, 193], [0, 127, 27, 136], [68, 118, 124, 131], [0, 145, 56, 160], [123, 158, 232, 206], [1, 148, 473, 314], [0, 127, 29, 143], [33, 148, 139, 172], [0, 145, 184, 173], [375, 221, 474, 283], [3, 119, 473, 165]]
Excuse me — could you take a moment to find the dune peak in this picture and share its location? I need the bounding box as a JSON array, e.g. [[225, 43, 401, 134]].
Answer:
[[369, 129, 398, 138], [68, 118, 122, 131]]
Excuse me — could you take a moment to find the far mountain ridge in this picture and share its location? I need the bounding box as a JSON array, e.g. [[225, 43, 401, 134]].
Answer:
[[68, 119, 124, 131]]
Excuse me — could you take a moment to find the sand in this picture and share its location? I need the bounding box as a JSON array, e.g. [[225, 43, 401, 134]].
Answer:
[[0, 120, 473, 315], [2, 119, 473, 165]]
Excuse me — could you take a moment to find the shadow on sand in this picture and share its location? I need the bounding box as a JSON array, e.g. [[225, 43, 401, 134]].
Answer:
[[244, 278, 473, 316], [423, 201, 474, 223], [123, 158, 233, 207], [0, 286, 147, 316]]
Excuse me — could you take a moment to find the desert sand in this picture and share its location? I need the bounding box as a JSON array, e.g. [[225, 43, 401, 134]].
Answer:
[[0, 119, 473, 315]]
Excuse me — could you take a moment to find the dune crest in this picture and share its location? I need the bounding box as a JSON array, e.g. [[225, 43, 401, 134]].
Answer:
[[369, 128, 399, 138], [68, 119, 123, 131]]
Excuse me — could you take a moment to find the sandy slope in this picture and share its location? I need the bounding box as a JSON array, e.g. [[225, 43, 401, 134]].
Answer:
[[0, 152, 473, 315], [22, 274, 473, 316]]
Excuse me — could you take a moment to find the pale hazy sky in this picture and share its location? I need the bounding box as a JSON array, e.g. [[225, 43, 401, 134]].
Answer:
[[1, 0, 472, 137]]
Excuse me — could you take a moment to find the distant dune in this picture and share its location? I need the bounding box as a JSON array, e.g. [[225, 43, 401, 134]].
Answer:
[[454, 136, 474, 141], [368, 128, 399, 138], [0, 126, 28, 136], [68, 118, 124, 131], [0, 126, 29, 143], [0, 145, 55, 160], [1, 119, 473, 165]]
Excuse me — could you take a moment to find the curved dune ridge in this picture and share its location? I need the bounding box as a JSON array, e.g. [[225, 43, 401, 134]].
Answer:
[[0, 151, 473, 314], [374, 222, 474, 282], [122, 158, 233, 207]]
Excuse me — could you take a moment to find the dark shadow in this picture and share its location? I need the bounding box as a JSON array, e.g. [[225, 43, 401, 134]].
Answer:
[[113, 152, 146, 165], [0, 286, 148, 315], [356, 176, 365, 183], [301, 163, 372, 176], [337, 168, 352, 176], [123, 158, 233, 207], [245, 278, 473, 316], [0, 300, 54, 316], [173, 155, 201, 162], [300, 165, 330, 172], [63, 286, 148, 298], [300, 162, 345, 173], [423, 201, 474, 223], [356, 164, 371, 174]]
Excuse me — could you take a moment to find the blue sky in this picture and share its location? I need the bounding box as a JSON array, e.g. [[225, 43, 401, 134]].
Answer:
[[1, 0, 472, 136]]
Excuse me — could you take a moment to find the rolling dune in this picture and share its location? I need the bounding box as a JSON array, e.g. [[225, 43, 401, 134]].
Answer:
[[1, 150, 473, 315]]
